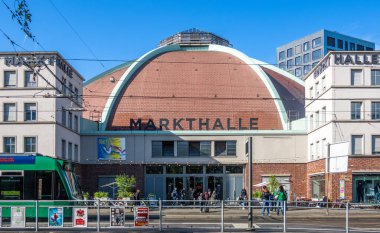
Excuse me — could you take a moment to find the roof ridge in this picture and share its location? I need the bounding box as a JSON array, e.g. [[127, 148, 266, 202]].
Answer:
[[84, 61, 133, 86]]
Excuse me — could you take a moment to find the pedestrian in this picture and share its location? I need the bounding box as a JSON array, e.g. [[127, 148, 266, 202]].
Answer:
[[240, 188, 247, 209], [210, 190, 217, 205], [171, 188, 179, 205], [204, 191, 210, 212], [261, 185, 271, 216], [274, 186, 287, 215], [198, 192, 204, 212]]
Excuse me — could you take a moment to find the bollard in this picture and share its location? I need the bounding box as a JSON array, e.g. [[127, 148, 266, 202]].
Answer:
[[96, 199, 100, 232], [35, 200, 38, 232], [283, 201, 287, 232], [159, 199, 162, 232], [221, 200, 224, 233], [346, 202, 349, 233]]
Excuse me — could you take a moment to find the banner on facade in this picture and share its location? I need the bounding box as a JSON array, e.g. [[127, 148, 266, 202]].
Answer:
[[48, 207, 64, 227], [339, 179, 345, 199], [110, 207, 125, 227], [134, 207, 149, 227], [73, 207, 87, 227], [11, 207, 25, 228], [97, 137, 126, 160]]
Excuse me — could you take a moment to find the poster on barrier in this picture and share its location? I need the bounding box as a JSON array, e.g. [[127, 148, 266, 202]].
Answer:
[[110, 207, 125, 227], [134, 207, 149, 227], [73, 207, 88, 227], [0, 207, 2, 227], [48, 207, 64, 227], [11, 207, 25, 228]]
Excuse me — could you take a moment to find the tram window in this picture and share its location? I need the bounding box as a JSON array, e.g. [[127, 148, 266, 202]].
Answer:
[[225, 166, 243, 174], [0, 176, 23, 200], [37, 171, 53, 200], [24, 171, 37, 199], [54, 172, 68, 200]]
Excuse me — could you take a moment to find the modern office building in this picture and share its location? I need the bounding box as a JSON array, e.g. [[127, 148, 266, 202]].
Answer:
[[0, 52, 83, 162], [305, 51, 380, 202], [277, 29, 375, 79]]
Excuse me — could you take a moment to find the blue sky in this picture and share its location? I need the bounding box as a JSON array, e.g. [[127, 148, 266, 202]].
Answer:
[[0, 0, 379, 80]]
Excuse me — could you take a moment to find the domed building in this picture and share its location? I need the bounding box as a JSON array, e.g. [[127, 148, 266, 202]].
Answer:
[[79, 29, 308, 200]]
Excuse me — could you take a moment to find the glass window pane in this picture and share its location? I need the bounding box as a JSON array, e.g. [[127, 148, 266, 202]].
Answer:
[[4, 137, 16, 153], [24, 137, 36, 152], [352, 135, 363, 155], [295, 56, 301, 65], [312, 49, 322, 60], [215, 141, 227, 156], [327, 36, 335, 47], [186, 165, 203, 174], [25, 103, 37, 121], [25, 71, 37, 87], [162, 141, 174, 157], [303, 42, 310, 51], [200, 141, 211, 156], [287, 59, 293, 69], [4, 71, 17, 87], [4, 103, 16, 121], [189, 141, 200, 156], [351, 69, 363, 86], [279, 51, 285, 61], [372, 136, 380, 154], [337, 39, 343, 49], [146, 166, 163, 174], [287, 48, 293, 57], [372, 102, 380, 120], [371, 70, 380, 85], [166, 165, 183, 174], [295, 68, 302, 77], [225, 166, 243, 174], [227, 141, 236, 156], [312, 37, 321, 48], [152, 141, 163, 157], [351, 102, 362, 120], [206, 166, 223, 174], [177, 141, 189, 156], [303, 53, 310, 63]]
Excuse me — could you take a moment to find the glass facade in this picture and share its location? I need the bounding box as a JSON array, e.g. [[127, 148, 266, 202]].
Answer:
[[353, 175, 380, 203], [310, 175, 325, 199]]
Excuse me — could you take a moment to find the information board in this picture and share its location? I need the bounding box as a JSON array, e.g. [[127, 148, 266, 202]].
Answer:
[[110, 207, 125, 227], [134, 207, 149, 227], [73, 207, 88, 227]]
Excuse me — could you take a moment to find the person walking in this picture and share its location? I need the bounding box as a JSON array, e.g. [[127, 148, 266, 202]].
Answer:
[[275, 186, 287, 215], [261, 185, 271, 216]]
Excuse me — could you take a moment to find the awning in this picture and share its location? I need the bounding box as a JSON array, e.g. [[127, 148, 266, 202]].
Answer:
[[253, 182, 267, 187]]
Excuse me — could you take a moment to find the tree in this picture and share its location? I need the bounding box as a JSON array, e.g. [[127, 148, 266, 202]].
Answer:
[[115, 174, 136, 199], [267, 175, 280, 194], [2, 0, 35, 40]]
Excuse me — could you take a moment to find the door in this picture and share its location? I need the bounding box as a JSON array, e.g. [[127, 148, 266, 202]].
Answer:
[[186, 176, 203, 199], [207, 176, 223, 200], [166, 177, 184, 200]]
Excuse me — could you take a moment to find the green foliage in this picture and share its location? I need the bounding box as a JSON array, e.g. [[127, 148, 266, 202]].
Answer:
[[267, 175, 280, 194], [115, 174, 136, 198], [2, 0, 34, 40], [253, 190, 262, 199], [94, 191, 108, 199], [82, 192, 90, 199]]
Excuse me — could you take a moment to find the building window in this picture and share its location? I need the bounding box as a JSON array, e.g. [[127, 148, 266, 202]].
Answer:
[[303, 41, 310, 51], [372, 136, 380, 155], [352, 135, 363, 155], [215, 141, 237, 156], [327, 36, 335, 47], [304, 65, 311, 75], [312, 49, 322, 60], [4, 103, 16, 122], [295, 45, 302, 55], [152, 141, 174, 157], [321, 107, 326, 124], [312, 37, 321, 48], [68, 82, 73, 94], [74, 88, 79, 101], [357, 44, 364, 51], [225, 166, 243, 174], [186, 165, 203, 174], [345, 41, 348, 50], [68, 112, 73, 129], [279, 62, 285, 70], [295, 68, 302, 77], [4, 71, 17, 88], [24, 137, 36, 153], [303, 53, 310, 63], [366, 47, 374, 51], [310, 143, 314, 160], [321, 76, 326, 91], [287, 48, 293, 58], [24, 103, 37, 121], [371, 70, 380, 85], [310, 175, 325, 199], [316, 141, 320, 158], [287, 59, 293, 69], [312, 62, 319, 68], [61, 108, 66, 126], [4, 137, 16, 153], [315, 111, 319, 128], [74, 115, 79, 132], [24, 71, 37, 87], [178, 141, 211, 156], [74, 144, 79, 161], [279, 51, 285, 61], [146, 166, 163, 174], [351, 69, 363, 86], [337, 39, 343, 49], [315, 81, 319, 96], [322, 138, 327, 157], [372, 102, 380, 120], [295, 56, 301, 66], [61, 77, 66, 95], [350, 42, 355, 51], [351, 102, 362, 120], [309, 114, 314, 130], [68, 142, 73, 160], [309, 87, 313, 99], [61, 139, 66, 158]]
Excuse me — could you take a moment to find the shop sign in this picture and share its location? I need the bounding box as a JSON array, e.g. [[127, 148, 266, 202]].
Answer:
[[97, 137, 126, 160], [48, 207, 64, 227], [73, 207, 87, 227], [129, 117, 259, 130], [339, 179, 345, 199], [110, 207, 125, 227], [134, 207, 149, 227], [11, 207, 25, 228], [0, 156, 35, 164]]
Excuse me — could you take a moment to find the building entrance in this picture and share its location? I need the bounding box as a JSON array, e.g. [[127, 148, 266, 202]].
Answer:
[[166, 177, 184, 200], [207, 176, 223, 200]]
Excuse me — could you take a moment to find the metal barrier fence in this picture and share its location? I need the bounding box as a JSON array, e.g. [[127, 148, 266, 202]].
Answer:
[[0, 200, 379, 232]]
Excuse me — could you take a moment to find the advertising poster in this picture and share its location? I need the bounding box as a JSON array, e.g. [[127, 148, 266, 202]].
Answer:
[[110, 207, 125, 227], [0, 207, 2, 227], [134, 207, 149, 227], [97, 137, 126, 160], [11, 207, 25, 228], [339, 179, 345, 199], [48, 207, 64, 227], [73, 207, 88, 227]]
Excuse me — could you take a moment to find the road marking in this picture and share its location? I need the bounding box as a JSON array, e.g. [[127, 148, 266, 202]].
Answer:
[[232, 223, 260, 229]]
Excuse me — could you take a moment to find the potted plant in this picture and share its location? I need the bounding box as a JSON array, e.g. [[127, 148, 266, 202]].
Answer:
[[94, 191, 109, 201], [115, 174, 136, 200], [82, 191, 90, 200]]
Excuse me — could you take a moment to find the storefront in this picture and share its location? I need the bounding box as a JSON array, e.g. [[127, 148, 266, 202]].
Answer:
[[352, 174, 380, 203]]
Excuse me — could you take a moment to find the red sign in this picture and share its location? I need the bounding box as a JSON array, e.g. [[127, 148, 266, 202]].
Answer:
[[134, 207, 149, 227]]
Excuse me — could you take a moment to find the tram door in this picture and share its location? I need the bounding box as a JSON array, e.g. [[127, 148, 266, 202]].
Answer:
[[207, 176, 223, 200], [166, 177, 183, 200]]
